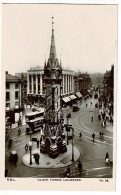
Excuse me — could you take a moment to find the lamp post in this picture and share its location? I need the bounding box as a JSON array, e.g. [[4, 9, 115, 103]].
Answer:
[[72, 127, 74, 162], [29, 130, 33, 165], [66, 115, 69, 145]]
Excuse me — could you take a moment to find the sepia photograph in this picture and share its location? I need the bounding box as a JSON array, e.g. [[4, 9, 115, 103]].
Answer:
[[1, 2, 118, 190]]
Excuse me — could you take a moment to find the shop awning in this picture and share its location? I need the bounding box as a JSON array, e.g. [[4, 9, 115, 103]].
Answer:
[[62, 97, 71, 103], [76, 92, 82, 98], [69, 95, 77, 100]]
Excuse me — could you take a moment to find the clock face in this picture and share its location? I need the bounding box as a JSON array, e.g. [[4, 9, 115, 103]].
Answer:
[[55, 70, 61, 78]]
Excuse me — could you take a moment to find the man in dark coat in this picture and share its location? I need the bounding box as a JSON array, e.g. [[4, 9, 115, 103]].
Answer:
[[92, 133, 95, 142]]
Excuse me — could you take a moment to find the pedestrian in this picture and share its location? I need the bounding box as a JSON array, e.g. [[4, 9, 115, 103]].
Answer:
[[91, 116, 93, 122], [101, 132, 104, 139], [37, 139, 39, 148], [99, 132, 102, 139], [86, 104, 88, 108], [65, 165, 70, 177], [25, 144, 28, 152], [10, 122, 12, 129], [37, 153, 40, 165], [78, 160, 82, 173], [18, 120, 20, 127], [14, 153, 18, 166], [98, 114, 101, 120], [105, 152, 109, 161], [92, 133, 95, 142], [18, 116, 22, 127], [102, 120, 105, 128], [30, 104, 32, 109], [40, 137, 42, 146], [18, 127, 21, 136], [79, 132, 82, 139], [104, 119, 106, 126], [8, 138, 13, 147]]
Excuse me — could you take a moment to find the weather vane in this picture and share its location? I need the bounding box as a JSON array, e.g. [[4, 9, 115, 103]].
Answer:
[[52, 17, 54, 30]]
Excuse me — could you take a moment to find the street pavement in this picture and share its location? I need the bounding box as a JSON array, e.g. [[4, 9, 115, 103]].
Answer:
[[5, 95, 113, 178], [22, 145, 80, 168]]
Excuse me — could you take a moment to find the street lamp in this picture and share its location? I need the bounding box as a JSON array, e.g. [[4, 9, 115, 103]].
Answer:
[[29, 130, 33, 140], [29, 130, 33, 165], [66, 114, 69, 145], [29, 140, 32, 165], [72, 127, 74, 162]]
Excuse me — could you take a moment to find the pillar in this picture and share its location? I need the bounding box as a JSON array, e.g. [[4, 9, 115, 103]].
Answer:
[[40, 74, 43, 94], [63, 74, 64, 94], [31, 74, 33, 94], [36, 74, 38, 94]]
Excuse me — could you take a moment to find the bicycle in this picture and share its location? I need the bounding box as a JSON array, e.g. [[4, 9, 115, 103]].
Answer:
[[8, 139, 13, 148], [75, 167, 87, 176], [59, 171, 74, 178]]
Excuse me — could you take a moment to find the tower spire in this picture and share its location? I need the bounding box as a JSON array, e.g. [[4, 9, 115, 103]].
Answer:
[[52, 16, 54, 30], [49, 17, 57, 61]]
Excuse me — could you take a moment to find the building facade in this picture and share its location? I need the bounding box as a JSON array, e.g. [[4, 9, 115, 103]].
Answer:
[[27, 67, 75, 105], [103, 65, 114, 102], [6, 71, 22, 125], [74, 72, 92, 96], [15, 73, 27, 107]]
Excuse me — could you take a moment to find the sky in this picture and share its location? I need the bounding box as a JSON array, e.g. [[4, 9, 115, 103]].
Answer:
[[2, 4, 117, 75]]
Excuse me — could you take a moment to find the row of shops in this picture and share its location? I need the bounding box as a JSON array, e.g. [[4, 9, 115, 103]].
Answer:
[[27, 88, 93, 108], [62, 92, 82, 107]]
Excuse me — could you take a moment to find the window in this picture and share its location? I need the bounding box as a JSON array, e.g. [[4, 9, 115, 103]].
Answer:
[[15, 84, 18, 89], [6, 103, 10, 110], [6, 92, 10, 101], [15, 91, 19, 99], [6, 83, 10, 89], [6, 103, 10, 107], [15, 102, 19, 109]]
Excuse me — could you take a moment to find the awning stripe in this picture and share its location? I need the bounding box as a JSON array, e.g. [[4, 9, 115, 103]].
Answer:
[[62, 97, 71, 103], [69, 95, 77, 100], [76, 92, 82, 98]]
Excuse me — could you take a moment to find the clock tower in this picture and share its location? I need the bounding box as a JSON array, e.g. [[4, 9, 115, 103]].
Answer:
[[40, 18, 67, 158]]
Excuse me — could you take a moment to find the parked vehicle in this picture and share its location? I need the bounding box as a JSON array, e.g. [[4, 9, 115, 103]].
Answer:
[[72, 106, 79, 112]]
